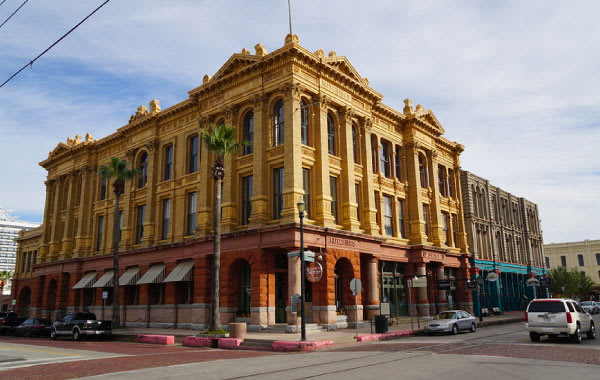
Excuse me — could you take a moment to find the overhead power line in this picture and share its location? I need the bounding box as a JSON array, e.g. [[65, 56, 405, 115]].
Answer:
[[0, 0, 8, 9], [0, 0, 111, 89], [0, 0, 29, 30]]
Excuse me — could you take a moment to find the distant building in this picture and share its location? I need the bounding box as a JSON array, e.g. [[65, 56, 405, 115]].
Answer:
[[0, 206, 39, 295], [460, 171, 546, 314], [544, 239, 600, 283]]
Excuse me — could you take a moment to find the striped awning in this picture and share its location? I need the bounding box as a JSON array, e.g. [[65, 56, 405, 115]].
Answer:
[[164, 261, 194, 283], [92, 270, 114, 288], [136, 264, 166, 285], [72, 272, 97, 289], [119, 266, 140, 286]]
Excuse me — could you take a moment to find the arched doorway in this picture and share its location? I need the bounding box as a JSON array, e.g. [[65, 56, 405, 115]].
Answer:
[[334, 258, 354, 315], [232, 259, 251, 317], [18, 286, 31, 318]]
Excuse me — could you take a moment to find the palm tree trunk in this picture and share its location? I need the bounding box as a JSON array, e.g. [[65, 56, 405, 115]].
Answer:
[[211, 176, 222, 331], [112, 193, 121, 327]]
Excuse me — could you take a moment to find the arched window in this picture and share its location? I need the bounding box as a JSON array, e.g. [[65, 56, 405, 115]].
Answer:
[[163, 144, 173, 181], [327, 113, 336, 155], [371, 135, 378, 173], [138, 152, 148, 188], [188, 135, 199, 173], [242, 111, 254, 155], [352, 125, 358, 164], [273, 99, 284, 146], [379, 140, 390, 177], [300, 101, 309, 145], [419, 154, 428, 188]]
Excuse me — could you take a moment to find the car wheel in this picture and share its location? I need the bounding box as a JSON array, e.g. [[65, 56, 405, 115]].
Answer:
[[571, 324, 582, 344], [470, 323, 477, 333], [529, 332, 540, 342], [50, 328, 57, 340], [451, 324, 459, 335], [587, 322, 596, 340], [72, 329, 81, 341]]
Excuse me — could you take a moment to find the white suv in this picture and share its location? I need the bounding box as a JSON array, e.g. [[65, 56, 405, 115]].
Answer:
[[525, 298, 596, 343]]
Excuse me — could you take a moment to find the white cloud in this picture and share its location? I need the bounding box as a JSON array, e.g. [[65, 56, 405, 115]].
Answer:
[[0, 0, 598, 242]]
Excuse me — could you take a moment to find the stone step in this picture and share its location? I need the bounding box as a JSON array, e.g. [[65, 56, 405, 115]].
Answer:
[[240, 338, 274, 348], [234, 317, 251, 324], [263, 323, 322, 333]]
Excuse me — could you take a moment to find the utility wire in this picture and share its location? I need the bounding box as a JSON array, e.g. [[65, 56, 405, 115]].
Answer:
[[0, 0, 29, 30], [0, 0, 111, 89], [0, 0, 8, 9]]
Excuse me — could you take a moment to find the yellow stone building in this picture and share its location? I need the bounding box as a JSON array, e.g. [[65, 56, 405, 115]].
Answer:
[[12, 35, 472, 329]]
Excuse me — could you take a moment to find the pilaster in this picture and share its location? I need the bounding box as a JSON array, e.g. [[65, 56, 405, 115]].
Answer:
[[141, 138, 159, 247], [221, 106, 240, 232], [406, 142, 428, 245], [428, 150, 444, 247], [249, 94, 269, 226], [313, 95, 335, 227], [339, 107, 361, 232], [359, 118, 379, 234]]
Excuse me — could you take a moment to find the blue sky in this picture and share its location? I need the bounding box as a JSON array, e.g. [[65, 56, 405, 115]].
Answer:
[[0, 0, 598, 243]]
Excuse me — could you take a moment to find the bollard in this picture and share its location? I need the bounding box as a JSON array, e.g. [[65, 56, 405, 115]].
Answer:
[[228, 322, 247, 340]]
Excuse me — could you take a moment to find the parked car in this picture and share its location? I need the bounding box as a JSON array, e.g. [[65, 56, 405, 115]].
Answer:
[[526, 298, 596, 343], [581, 301, 600, 315], [14, 318, 53, 337], [424, 310, 477, 335], [0, 312, 27, 335], [50, 312, 111, 341]]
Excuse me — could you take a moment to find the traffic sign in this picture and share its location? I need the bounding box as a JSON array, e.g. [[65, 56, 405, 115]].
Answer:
[[102, 291, 108, 299], [350, 278, 362, 296]]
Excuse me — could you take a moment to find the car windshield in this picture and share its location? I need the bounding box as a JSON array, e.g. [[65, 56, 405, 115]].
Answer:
[[581, 302, 592, 306], [434, 312, 456, 320], [528, 301, 565, 313]]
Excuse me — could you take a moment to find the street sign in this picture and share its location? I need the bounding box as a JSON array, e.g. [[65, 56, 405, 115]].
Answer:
[[305, 262, 323, 283], [287, 250, 315, 262], [11, 299, 16, 305], [412, 276, 427, 288], [437, 279, 451, 290], [350, 278, 362, 296], [102, 291, 108, 299], [526, 278, 540, 287]]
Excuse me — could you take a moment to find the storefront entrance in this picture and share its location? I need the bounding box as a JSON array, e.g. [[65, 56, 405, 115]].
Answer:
[[275, 272, 287, 323], [381, 262, 407, 316]]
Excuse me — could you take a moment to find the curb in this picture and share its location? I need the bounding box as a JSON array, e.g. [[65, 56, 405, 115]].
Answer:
[[356, 329, 413, 342], [136, 334, 175, 345], [271, 340, 334, 352]]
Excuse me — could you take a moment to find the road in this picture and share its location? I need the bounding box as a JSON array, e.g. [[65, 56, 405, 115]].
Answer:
[[0, 317, 598, 380]]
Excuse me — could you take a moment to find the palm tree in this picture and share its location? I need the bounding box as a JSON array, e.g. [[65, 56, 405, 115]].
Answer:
[[0, 270, 12, 293], [201, 124, 246, 331], [98, 157, 139, 327]]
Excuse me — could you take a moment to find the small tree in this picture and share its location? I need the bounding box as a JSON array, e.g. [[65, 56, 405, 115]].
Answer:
[[98, 157, 139, 327], [549, 267, 595, 298], [0, 270, 12, 293], [201, 124, 246, 331]]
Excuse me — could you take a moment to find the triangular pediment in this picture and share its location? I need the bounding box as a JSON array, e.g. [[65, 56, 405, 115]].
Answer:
[[323, 56, 366, 85], [210, 54, 261, 82], [48, 142, 71, 158], [416, 110, 445, 135]]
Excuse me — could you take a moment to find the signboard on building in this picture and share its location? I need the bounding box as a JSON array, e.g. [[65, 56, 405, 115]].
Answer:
[[526, 278, 540, 287], [412, 276, 427, 288], [305, 262, 323, 283], [487, 272, 499, 282], [437, 279, 451, 290]]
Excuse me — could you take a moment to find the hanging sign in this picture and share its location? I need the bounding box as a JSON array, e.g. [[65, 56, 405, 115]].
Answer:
[[487, 272, 499, 282], [526, 278, 540, 287], [305, 262, 323, 283]]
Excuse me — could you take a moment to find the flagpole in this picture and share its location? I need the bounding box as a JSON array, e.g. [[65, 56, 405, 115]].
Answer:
[[287, 0, 292, 35]]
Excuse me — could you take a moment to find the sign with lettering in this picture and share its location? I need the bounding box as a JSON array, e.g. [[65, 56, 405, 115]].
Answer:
[[412, 277, 427, 288], [305, 262, 323, 283], [326, 236, 358, 248], [526, 278, 540, 287], [487, 272, 499, 282]]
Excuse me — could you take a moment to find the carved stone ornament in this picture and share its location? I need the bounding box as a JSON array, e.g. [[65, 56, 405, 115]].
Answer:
[[328, 50, 337, 57], [317, 94, 330, 110], [129, 105, 149, 123], [254, 43, 267, 56], [282, 82, 303, 100], [198, 116, 209, 129], [125, 149, 135, 160], [149, 99, 161, 115], [85, 133, 94, 143], [403, 98, 414, 115], [203, 74, 212, 84], [284, 34, 299, 45], [363, 118, 373, 131], [314, 49, 325, 58], [252, 93, 265, 108], [144, 139, 159, 152], [241, 48, 250, 54], [339, 106, 354, 122]]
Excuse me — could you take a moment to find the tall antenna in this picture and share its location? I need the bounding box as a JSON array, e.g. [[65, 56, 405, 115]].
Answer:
[[287, 0, 292, 35]]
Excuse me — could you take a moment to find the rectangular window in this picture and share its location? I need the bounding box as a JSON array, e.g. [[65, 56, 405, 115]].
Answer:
[[117, 210, 123, 244], [187, 192, 197, 236], [301, 105, 309, 145], [395, 146, 402, 181], [383, 195, 393, 236], [423, 204, 430, 239], [161, 198, 170, 240], [596, 253, 600, 265], [438, 165, 446, 196], [164, 145, 173, 181], [355, 183, 361, 222], [99, 178, 107, 200], [330, 176, 338, 224], [352, 126, 358, 163], [241, 176, 253, 225], [560, 255, 567, 267], [302, 168, 311, 219], [26, 252, 31, 273], [545, 256, 550, 268], [32, 250, 37, 266], [136, 205, 145, 244], [442, 212, 449, 246], [273, 167, 284, 219], [96, 215, 104, 251], [379, 142, 390, 177], [448, 169, 455, 197], [398, 198, 405, 238], [188, 135, 199, 173], [375, 191, 381, 229], [578, 254, 584, 267]]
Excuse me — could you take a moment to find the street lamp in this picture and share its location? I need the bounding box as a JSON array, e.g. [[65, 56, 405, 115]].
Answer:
[[297, 198, 307, 341]]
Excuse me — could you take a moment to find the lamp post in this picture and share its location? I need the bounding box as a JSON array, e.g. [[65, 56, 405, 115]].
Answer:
[[297, 199, 307, 342]]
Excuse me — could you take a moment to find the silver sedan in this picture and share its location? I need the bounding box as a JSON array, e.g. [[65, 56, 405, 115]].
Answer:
[[424, 310, 477, 335]]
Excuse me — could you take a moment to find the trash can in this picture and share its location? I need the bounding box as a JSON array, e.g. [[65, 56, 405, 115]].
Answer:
[[375, 315, 388, 333]]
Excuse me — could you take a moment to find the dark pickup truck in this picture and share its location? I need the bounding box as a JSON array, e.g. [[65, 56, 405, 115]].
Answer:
[[0, 312, 27, 335], [50, 312, 111, 341]]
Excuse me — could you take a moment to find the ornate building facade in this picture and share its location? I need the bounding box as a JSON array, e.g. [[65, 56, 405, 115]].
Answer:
[[544, 239, 600, 284], [460, 170, 546, 314], [12, 35, 472, 329]]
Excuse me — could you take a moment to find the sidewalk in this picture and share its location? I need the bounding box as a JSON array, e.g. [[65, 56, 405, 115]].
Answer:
[[112, 311, 524, 345]]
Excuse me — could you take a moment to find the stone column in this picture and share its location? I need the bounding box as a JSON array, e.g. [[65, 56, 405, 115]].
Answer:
[[141, 138, 159, 247], [436, 265, 448, 312], [39, 180, 54, 262], [287, 252, 301, 330], [427, 150, 444, 247], [359, 119, 379, 234], [48, 177, 63, 260], [74, 167, 94, 257], [339, 107, 361, 232], [221, 106, 240, 232], [457, 257, 473, 313], [60, 172, 76, 259], [405, 142, 428, 245], [313, 95, 335, 227], [248, 94, 269, 226], [122, 150, 136, 250], [416, 263, 430, 317], [453, 163, 469, 253], [250, 251, 269, 329], [280, 84, 305, 223], [365, 256, 380, 319]]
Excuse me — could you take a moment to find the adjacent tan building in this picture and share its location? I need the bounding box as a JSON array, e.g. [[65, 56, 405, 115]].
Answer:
[[544, 239, 600, 283]]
